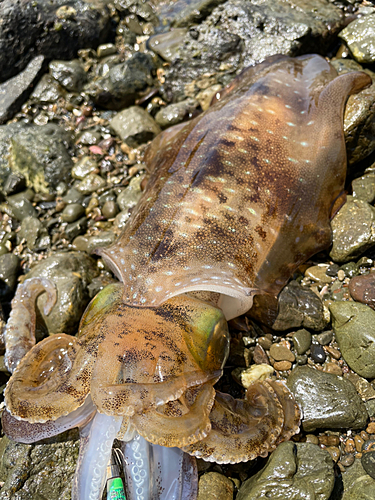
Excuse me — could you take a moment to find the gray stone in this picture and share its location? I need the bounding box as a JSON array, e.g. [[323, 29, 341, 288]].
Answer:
[[154, 0, 226, 28], [148, 29, 188, 62], [0, 253, 20, 300], [237, 442, 334, 500], [86, 52, 155, 110], [77, 174, 106, 195], [10, 123, 73, 194], [97, 43, 117, 58], [287, 366, 368, 432], [116, 176, 143, 211], [331, 58, 375, 166], [273, 280, 326, 331], [0, 122, 27, 187], [86, 231, 117, 254], [197, 472, 234, 500], [0, 55, 45, 124], [31, 74, 64, 103], [0, 0, 111, 83], [0, 434, 79, 500], [3, 172, 27, 196], [330, 197, 375, 262], [352, 174, 375, 204], [62, 187, 84, 205], [61, 203, 85, 223], [64, 216, 88, 241], [342, 458, 375, 500], [102, 200, 118, 219], [339, 15, 375, 64], [49, 59, 87, 92], [26, 252, 98, 335], [162, 0, 345, 102], [330, 301, 375, 378], [18, 216, 49, 251], [7, 192, 37, 221], [110, 106, 161, 146], [71, 156, 99, 180], [155, 99, 199, 128]]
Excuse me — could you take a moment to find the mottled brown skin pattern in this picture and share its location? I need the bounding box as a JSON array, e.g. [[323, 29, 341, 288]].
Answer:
[[99, 55, 371, 319], [3, 56, 371, 470]]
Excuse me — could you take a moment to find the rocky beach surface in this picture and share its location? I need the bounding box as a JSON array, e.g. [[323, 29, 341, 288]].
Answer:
[[1, 0, 375, 498]]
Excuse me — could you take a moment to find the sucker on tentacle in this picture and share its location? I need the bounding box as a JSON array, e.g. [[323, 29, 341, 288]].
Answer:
[[1, 54, 371, 500]]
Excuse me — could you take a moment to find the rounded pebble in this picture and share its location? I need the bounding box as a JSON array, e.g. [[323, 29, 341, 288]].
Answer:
[[197, 472, 234, 500], [326, 446, 340, 462], [273, 360, 292, 371], [292, 329, 312, 355], [367, 423, 375, 434], [257, 336, 272, 350], [102, 200, 118, 219], [349, 272, 375, 309], [340, 454, 355, 467], [354, 435, 365, 452], [323, 363, 342, 376], [310, 344, 326, 364], [269, 343, 295, 362], [61, 203, 85, 222], [305, 434, 319, 445]]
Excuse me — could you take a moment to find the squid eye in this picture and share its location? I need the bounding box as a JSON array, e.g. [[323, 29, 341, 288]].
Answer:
[[181, 299, 230, 373]]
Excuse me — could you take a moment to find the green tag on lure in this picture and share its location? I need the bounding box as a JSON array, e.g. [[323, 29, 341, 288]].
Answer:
[[107, 477, 126, 500]]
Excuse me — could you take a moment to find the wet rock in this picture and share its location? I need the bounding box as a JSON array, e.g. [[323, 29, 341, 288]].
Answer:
[[339, 15, 375, 64], [292, 329, 311, 355], [63, 216, 88, 241], [332, 58, 375, 166], [352, 173, 375, 204], [342, 458, 375, 500], [26, 251, 98, 335], [102, 200, 118, 219], [10, 123, 73, 194], [237, 442, 334, 500], [0, 253, 20, 300], [272, 280, 325, 331], [71, 156, 99, 180], [77, 173, 106, 195], [0, 122, 28, 187], [163, 0, 345, 102], [61, 203, 85, 223], [197, 472, 234, 500], [97, 43, 117, 58], [330, 301, 375, 378], [49, 59, 87, 92], [77, 128, 102, 146], [18, 216, 49, 251], [287, 366, 368, 432], [7, 191, 37, 221], [3, 172, 27, 196], [86, 231, 117, 254], [310, 344, 326, 364], [0, 55, 45, 124], [62, 187, 84, 205], [110, 106, 161, 146], [86, 52, 155, 110], [305, 265, 333, 284], [330, 196, 375, 262], [155, 99, 199, 128], [155, 0, 227, 28], [0, 0, 111, 83], [31, 73, 64, 103], [344, 373, 375, 401], [269, 344, 295, 362], [148, 29, 188, 62], [0, 434, 79, 500], [349, 272, 375, 309], [314, 330, 333, 346]]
